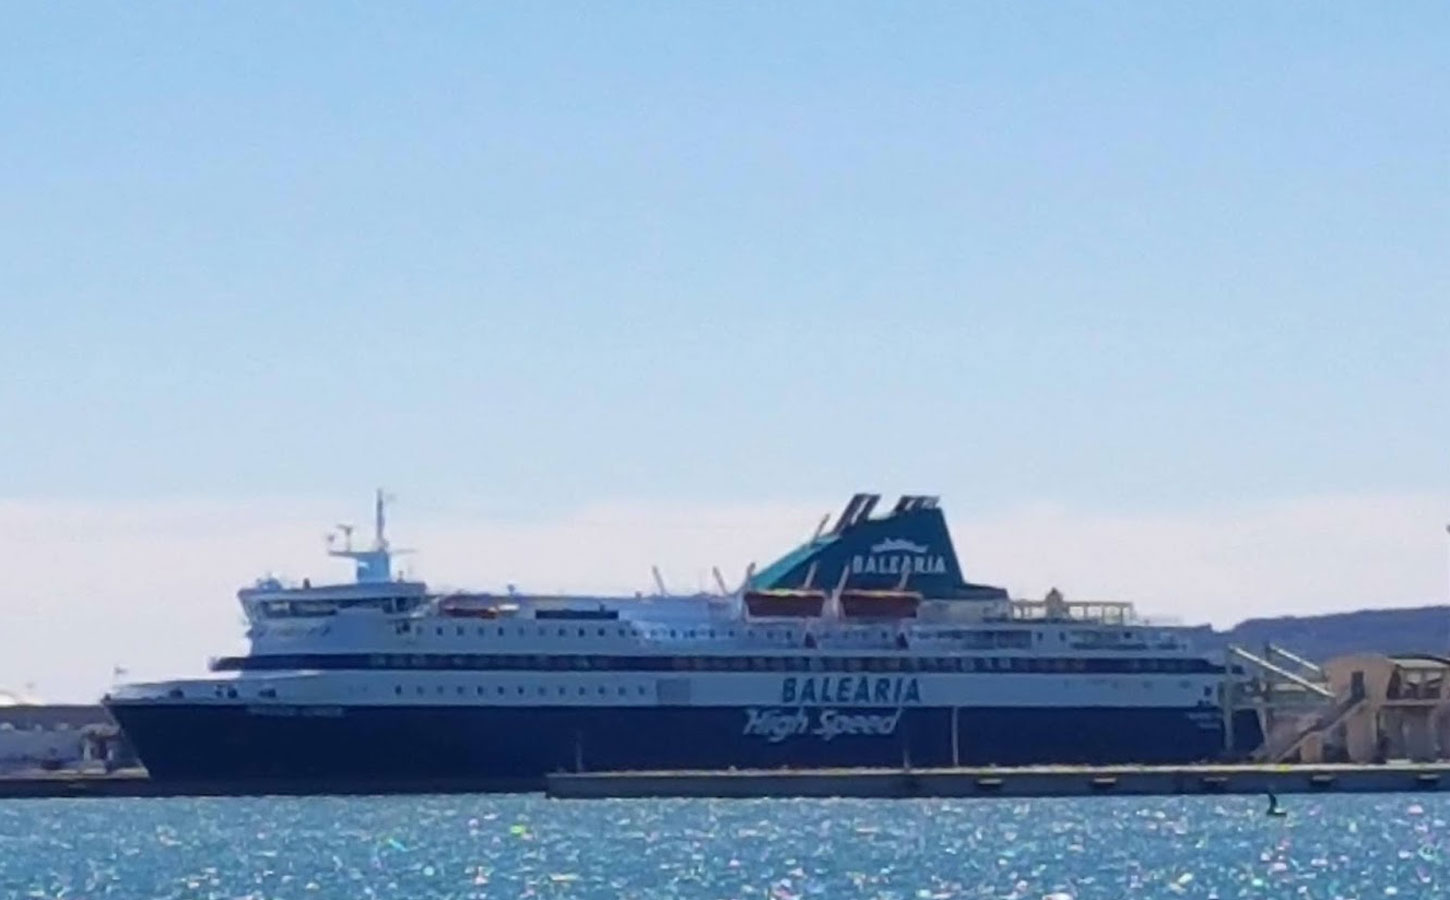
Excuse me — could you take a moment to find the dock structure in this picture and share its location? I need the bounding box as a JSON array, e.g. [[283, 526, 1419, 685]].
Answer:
[[0, 769, 156, 799], [0, 770, 537, 799], [1224, 643, 1341, 763], [545, 763, 1450, 800], [4, 762, 1450, 800], [1225, 649, 1450, 764]]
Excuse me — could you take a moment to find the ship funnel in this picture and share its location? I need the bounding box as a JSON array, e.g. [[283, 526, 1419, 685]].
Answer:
[[829, 493, 881, 535], [747, 492, 1006, 602]]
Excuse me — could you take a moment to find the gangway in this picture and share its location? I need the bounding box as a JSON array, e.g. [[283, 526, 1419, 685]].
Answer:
[[1223, 644, 1337, 762], [1228, 646, 1334, 699], [1262, 643, 1324, 679]]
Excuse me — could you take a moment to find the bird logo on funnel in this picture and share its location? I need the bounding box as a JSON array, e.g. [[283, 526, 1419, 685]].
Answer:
[[869, 538, 930, 554]]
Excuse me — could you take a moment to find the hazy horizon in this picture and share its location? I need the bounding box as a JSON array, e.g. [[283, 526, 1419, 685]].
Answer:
[[4, 488, 1448, 702]]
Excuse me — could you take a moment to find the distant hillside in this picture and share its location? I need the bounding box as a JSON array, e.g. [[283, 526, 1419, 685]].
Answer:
[[1210, 605, 1450, 663]]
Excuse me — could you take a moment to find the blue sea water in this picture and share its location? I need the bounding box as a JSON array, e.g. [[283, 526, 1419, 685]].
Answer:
[[0, 795, 1446, 898]]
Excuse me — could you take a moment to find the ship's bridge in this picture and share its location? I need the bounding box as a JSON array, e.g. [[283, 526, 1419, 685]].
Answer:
[[239, 489, 426, 621], [239, 579, 428, 620]]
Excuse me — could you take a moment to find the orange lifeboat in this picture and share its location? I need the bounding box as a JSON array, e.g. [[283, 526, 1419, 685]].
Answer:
[[439, 597, 511, 618], [839, 589, 922, 619], [743, 589, 827, 618]]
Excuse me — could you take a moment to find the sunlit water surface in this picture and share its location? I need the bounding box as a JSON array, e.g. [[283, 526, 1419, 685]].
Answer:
[[1, 794, 1447, 898]]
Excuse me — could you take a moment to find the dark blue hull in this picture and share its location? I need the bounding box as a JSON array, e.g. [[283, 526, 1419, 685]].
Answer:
[[107, 702, 1264, 788]]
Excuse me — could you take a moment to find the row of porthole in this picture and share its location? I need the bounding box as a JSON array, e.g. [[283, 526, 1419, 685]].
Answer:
[[424, 624, 955, 642], [216, 651, 1221, 676], [392, 684, 651, 699], [429, 625, 803, 641], [432, 625, 638, 639]]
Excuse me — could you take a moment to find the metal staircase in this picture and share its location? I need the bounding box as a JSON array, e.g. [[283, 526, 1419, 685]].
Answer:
[[1224, 644, 1348, 762]]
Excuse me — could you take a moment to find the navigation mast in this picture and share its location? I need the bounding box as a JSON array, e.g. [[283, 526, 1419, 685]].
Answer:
[[328, 489, 398, 583]]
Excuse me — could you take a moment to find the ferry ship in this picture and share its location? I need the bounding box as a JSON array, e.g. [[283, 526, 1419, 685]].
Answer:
[[105, 492, 1263, 788]]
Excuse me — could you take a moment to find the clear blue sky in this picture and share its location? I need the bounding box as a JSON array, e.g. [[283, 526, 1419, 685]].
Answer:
[[2, 3, 1447, 520]]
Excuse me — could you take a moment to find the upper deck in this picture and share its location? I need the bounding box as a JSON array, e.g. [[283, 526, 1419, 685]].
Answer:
[[232, 491, 1198, 659]]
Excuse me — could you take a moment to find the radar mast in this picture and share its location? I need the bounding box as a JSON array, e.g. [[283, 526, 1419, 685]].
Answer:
[[328, 489, 399, 583]]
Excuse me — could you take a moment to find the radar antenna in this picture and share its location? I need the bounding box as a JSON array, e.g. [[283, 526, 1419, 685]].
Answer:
[[329, 489, 406, 583], [328, 524, 356, 552]]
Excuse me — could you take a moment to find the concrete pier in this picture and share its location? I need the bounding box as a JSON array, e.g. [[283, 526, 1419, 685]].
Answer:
[[7, 764, 1450, 800], [0, 770, 536, 799], [0, 769, 158, 799], [546, 764, 1450, 800]]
